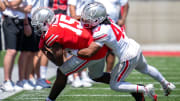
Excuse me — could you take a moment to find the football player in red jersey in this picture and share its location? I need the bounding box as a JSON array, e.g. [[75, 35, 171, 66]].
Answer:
[[32, 8, 147, 101], [32, 8, 109, 101]]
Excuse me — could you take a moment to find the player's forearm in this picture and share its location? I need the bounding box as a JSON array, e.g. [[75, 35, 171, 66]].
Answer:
[[42, 50, 57, 65], [78, 42, 101, 58], [41, 49, 62, 66], [46, 51, 60, 65], [78, 48, 94, 58]]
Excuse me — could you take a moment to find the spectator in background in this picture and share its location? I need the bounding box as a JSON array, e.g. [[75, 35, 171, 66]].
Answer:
[[28, 0, 51, 90], [14, 1, 35, 91], [1, 0, 31, 92], [94, 0, 129, 73], [14, 0, 51, 91], [49, 0, 67, 15], [67, 0, 94, 88]]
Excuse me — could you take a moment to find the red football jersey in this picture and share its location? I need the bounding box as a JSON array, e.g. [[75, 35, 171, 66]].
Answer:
[[39, 14, 108, 60]]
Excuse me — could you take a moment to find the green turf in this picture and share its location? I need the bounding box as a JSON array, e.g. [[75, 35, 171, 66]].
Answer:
[[0, 51, 20, 67], [2, 57, 180, 101], [0, 51, 6, 67]]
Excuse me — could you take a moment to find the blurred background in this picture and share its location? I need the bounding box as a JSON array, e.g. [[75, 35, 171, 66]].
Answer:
[[126, 0, 180, 45]]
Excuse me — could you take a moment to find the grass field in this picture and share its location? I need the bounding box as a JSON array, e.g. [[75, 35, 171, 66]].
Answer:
[[0, 51, 6, 67], [2, 57, 180, 101], [0, 51, 20, 67]]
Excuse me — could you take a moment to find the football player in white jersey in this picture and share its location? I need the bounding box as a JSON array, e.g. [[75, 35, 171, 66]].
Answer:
[[77, 2, 176, 101], [94, 0, 129, 74]]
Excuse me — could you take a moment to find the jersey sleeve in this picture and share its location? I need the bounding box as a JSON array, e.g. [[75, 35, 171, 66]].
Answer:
[[92, 25, 109, 47], [43, 26, 60, 47]]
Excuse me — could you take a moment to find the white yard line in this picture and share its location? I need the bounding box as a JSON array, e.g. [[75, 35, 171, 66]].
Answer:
[[12, 94, 180, 100], [68, 87, 180, 91], [62, 94, 180, 97]]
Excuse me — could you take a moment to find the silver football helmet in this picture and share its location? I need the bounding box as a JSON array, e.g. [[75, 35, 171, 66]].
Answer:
[[31, 8, 55, 35], [81, 2, 107, 28]]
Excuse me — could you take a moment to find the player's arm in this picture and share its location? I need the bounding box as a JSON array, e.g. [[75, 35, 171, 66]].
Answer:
[[77, 42, 102, 58], [41, 43, 64, 66]]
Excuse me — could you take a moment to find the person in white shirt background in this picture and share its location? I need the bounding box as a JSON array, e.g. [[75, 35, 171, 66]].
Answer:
[[0, 0, 50, 92], [1, 0, 32, 91], [26, 0, 51, 90]]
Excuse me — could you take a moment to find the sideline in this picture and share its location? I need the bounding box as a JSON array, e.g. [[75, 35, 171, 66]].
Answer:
[[0, 61, 57, 100], [142, 44, 180, 56]]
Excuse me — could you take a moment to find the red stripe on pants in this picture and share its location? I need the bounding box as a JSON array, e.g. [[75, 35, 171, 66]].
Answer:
[[66, 60, 89, 76], [117, 61, 129, 82]]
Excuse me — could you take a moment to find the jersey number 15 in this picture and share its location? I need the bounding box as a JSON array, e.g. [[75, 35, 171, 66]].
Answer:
[[59, 15, 83, 36]]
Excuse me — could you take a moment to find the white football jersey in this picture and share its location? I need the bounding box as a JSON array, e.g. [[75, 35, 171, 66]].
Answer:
[[92, 23, 140, 63], [94, 0, 128, 23]]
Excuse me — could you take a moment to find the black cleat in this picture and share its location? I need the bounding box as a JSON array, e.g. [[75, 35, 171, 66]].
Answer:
[[131, 84, 145, 101], [131, 92, 145, 101]]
